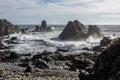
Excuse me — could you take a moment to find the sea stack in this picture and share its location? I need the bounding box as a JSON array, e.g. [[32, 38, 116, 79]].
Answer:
[[59, 20, 87, 40], [34, 20, 52, 32], [0, 19, 21, 37], [88, 25, 103, 37], [40, 20, 52, 31], [59, 20, 103, 40], [34, 25, 40, 32]]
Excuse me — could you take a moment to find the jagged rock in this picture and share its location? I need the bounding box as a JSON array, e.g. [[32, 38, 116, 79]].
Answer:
[[88, 25, 103, 37], [10, 37, 17, 40], [100, 37, 111, 47], [8, 51, 20, 59], [40, 20, 52, 31], [94, 38, 120, 80], [24, 66, 35, 72], [34, 59, 49, 69], [0, 38, 4, 49], [34, 25, 40, 32], [0, 19, 21, 36], [57, 48, 69, 52], [59, 20, 87, 40]]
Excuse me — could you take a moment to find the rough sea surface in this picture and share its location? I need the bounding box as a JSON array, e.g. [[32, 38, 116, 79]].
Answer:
[[2, 25, 120, 55]]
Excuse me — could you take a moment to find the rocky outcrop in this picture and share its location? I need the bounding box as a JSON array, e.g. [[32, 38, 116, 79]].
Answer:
[[0, 38, 4, 49], [88, 25, 103, 37], [0, 19, 21, 37], [59, 20, 103, 40], [59, 20, 87, 40], [34, 25, 40, 32], [40, 20, 52, 31], [93, 38, 120, 80], [34, 20, 52, 32]]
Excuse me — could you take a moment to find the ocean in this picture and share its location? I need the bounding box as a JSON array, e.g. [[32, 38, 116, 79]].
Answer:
[[5, 25, 120, 55]]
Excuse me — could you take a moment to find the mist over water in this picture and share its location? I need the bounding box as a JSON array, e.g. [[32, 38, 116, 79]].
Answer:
[[4, 25, 120, 54]]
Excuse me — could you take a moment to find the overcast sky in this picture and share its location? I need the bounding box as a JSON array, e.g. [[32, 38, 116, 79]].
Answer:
[[0, 0, 120, 24]]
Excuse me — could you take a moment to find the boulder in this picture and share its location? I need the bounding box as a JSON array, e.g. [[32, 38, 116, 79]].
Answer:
[[24, 66, 35, 72], [0, 19, 21, 36], [34, 59, 49, 69], [94, 38, 120, 80], [8, 51, 20, 59], [59, 20, 87, 40], [88, 25, 103, 37]]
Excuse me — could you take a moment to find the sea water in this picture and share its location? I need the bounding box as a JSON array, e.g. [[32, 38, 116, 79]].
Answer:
[[5, 25, 120, 55]]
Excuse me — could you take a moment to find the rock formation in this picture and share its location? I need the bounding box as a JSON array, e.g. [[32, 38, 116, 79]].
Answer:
[[33, 20, 52, 32], [59, 20, 87, 40], [34, 25, 40, 32], [59, 20, 103, 40], [88, 25, 103, 37], [0, 38, 4, 48], [40, 20, 52, 31], [94, 38, 120, 80], [0, 19, 21, 37]]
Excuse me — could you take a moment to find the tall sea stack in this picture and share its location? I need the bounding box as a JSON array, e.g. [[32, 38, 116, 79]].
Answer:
[[59, 20, 103, 40], [59, 20, 87, 40]]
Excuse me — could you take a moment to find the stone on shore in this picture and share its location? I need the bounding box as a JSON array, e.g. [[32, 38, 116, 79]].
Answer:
[[94, 38, 120, 80]]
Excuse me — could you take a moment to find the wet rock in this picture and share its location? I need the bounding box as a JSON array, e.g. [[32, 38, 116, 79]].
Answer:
[[21, 28, 28, 34], [18, 62, 30, 67], [0, 19, 21, 37], [8, 51, 20, 59], [59, 20, 87, 40], [0, 38, 4, 49], [40, 20, 52, 31], [24, 66, 35, 72], [34, 59, 49, 69], [100, 37, 111, 47], [88, 25, 103, 37], [31, 53, 42, 60], [10, 37, 17, 40], [34, 25, 40, 32], [56, 48, 70, 52], [94, 38, 120, 80], [82, 47, 92, 51], [92, 46, 106, 52], [5, 40, 18, 44]]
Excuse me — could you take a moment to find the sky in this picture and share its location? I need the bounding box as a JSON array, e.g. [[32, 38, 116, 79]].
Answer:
[[0, 0, 120, 25]]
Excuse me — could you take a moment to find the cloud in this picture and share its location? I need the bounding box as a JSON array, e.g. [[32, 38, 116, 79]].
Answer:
[[0, 0, 120, 24]]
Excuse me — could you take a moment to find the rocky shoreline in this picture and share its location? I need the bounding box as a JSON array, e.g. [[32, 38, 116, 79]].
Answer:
[[0, 19, 120, 80]]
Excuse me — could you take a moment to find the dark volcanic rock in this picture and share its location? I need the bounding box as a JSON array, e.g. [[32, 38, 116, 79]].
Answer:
[[59, 20, 87, 40], [40, 20, 52, 31], [88, 25, 103, 37], [24, 66, 35, 72], [100, 37, 111, 47], [94, 38, 120, 80], [57, 48, 69, 52], [0, 51, 20, 62], [0, 19, 21, 37], [34, 25, 40, 32], [0, 38, 4, 49], [33, 59, 49, 69]]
